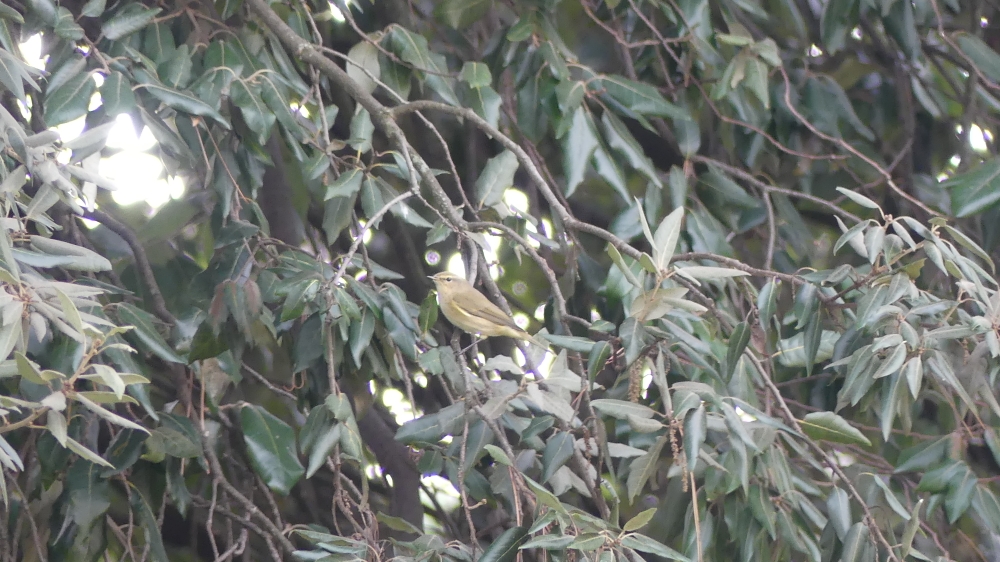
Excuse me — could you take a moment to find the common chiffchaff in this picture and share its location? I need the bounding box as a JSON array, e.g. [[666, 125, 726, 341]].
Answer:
[[429, 272, 546, 348]]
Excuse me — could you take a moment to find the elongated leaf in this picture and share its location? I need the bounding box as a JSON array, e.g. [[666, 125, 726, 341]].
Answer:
[[800, 411, 871, 446], [44, 69, 95, 126], [140, 82, 231, 129], [840, 522, 868, 562], [102, 4, 161, 40], [396, 402, 466, 444], [563, 106, 599, 197], [65, 436, 114, 468], [540, 431, 574, 483], [479, 526, 528, 562], [626, 436, 665, 501], [621, 533, 690, 561], [130, 484, 170, 562], [826, 486, 851, 539], [591, 399, 657, 420], [653, 207, 684, 270], [346, 40, 380, 96], [684, 404, 705, 472], [384, 27, 458, 105], [674, 266, 750, 281], [476, 150, 519, 208], [941, 158, 1000, 217], [956, 33, 1000, 83], [75, 393, 150, 433], [600, 75, 690, 120], [116, 303, 185, 364], [240, 404, 304, 495]]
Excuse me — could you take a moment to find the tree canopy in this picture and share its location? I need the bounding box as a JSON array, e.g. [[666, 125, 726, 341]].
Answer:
[[2, 0, 1000, 561]]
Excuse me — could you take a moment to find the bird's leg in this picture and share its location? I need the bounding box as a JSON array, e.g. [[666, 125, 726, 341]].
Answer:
[[460, 336, 484, 355]]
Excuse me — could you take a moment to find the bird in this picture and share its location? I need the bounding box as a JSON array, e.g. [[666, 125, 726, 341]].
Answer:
[[428, 272, 547, 348]]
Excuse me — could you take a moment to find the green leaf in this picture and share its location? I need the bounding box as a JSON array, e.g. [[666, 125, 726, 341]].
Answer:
[[0, 48, 27, 101], [140, 82, 232, 129], [27, 236, 113, 271], [725, 322, 751, 380], [821, 0, 859, 54], [346, 40, 380, 96], [325, 168, 363, 200], [653, 207, 684, 270], [840, 522, 868, 562], [945, 464, 977, 523], [74, 393, 150, 433], [116, 303, 186, 364], [46, 409, 68, 446], [621, 532, 690, 561], [384, 27, 458, 106], [0, 3, 24, 23], [700, 169, 759, 209], [102, 4, 162, 40], [377, 512, 424, 536], [479, 526, 528, 562], [826, 486, 851, 539], [323, 193, 358, 243], [240, 404, 304, 495], [626, 436, 665, 501], [475, 149, 519, 208], [81, 0, 106, 18], [619, 317, 651, 365], [882, 0, 919, 60], [349, 107, 374, 153], [53, 7, 84, 40], [800, 411, 871, 446], [802, 310, 823, 377], [460, 61, 492, 88], [395, 402, 466, 444], [520, 534, 575, 550], [872, 343, 907, 379], [870, 475, 910, 520], [600, 75, 690, 120], [348, 308, 375, 366], [591, 399, 657, 420], [562, 106, 600, 198], [150, 424, 200, 459], [775, 330, 839, 367], [683, 404, 705, 472], [757, 280, 779, 335], [101, 428, 147, 477], [461, 80, 502, 128], [66, 460, 111, 530], [956, 33, 1000, 83], [15, 351, 46, 385], [65, 436, 115, 468], [435, 0, 490, 28], [44, 69, 95, 126], [129, 484, 170, 562], [941, 158, 1000, 217], [900, 499, 923, 557], [484, 444, 512, 466], [601, 111, 662, 188], [623, 507, 658, 532], [306, 424, 340, 478], [540, 431, 575, 483], [674, 265, 750, 281]]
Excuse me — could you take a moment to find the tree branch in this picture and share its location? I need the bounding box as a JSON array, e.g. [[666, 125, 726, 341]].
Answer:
[[83, 209, 177, 326]]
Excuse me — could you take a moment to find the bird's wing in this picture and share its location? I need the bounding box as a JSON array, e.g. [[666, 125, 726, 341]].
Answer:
[[467, 292, 522, 330]]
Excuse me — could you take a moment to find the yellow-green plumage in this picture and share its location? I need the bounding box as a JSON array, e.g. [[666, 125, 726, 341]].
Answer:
[[429, 272, 546, 348]]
